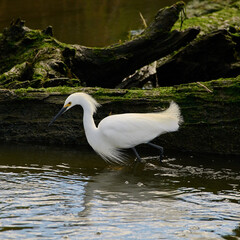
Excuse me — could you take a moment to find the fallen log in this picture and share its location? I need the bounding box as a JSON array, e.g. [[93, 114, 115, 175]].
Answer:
[[64, 1, 199, 88], [156, 29, 240, 86], [0, 2, 199, 89], [0, 76, 239, 155]]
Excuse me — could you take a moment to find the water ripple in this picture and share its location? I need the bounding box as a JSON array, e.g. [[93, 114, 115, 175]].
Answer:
[[0, 144, 240, 239]]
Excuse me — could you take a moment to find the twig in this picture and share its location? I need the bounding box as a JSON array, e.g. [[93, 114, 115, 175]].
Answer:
[[196, 82, 213, 93], [139, 12, 147, 28], [180, 6, 187, 31], [32, 49, 44, 63]]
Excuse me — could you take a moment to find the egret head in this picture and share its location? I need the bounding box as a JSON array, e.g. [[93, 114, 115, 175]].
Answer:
[[48, 94, 77, 127], [63, 93, 79, 110], [48, 92, 100, 127]]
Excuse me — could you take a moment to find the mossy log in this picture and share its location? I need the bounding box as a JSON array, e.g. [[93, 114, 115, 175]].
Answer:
[[65, 2, 199, 88], [0, 2, 199, 89], [155, 29, 240, 86], [113, 28, 240, 89], [0, 76, 239, 155]]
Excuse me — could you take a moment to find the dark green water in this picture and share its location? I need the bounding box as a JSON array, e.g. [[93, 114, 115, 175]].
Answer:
[[0, 144, 240, 239], [0, 0, 189, 47]]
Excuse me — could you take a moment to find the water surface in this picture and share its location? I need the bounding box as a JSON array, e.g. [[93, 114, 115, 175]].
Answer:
[[0, 0, 189, 46], [0, 144, 240, 239]]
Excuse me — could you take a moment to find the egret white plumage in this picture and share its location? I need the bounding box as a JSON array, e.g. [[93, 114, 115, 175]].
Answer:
[[48, 92, 183, 164]]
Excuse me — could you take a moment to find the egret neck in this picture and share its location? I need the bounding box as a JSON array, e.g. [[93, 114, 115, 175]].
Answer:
[[81, 99, 98, 148]]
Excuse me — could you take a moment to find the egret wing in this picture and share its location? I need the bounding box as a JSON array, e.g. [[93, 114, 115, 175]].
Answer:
[[98, 113, 169, 148]]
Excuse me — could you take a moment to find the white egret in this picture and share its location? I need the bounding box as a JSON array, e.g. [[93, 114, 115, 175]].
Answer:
[[48, 92, 183, 164]]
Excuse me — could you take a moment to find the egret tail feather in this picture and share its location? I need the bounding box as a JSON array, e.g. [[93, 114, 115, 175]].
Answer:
[[97, 148, 127, 165]]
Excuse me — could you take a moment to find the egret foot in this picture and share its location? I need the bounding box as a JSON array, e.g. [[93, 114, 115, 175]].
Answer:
[[130, 148, 146, 175], [132, 147, 143, 163], [147, 142, 164, 163]]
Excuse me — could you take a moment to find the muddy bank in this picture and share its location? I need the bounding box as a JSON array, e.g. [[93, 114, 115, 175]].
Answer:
[[0, 76, 239, 155]]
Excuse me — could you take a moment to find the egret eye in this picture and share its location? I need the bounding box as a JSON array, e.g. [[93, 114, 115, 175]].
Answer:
[[64, 102, 72, 108]]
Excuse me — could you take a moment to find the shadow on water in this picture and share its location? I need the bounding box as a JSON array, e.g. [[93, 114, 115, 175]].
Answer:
[[0, 143, 240, 239]]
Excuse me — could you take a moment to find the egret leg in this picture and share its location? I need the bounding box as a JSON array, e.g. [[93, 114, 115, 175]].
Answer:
[[132, 147, 142, 162], [147, 142, 164, 162]]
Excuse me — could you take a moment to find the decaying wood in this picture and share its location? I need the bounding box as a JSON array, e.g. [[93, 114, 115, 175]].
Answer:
[[116, 62, 158, 89], [155, 29, 240, 86], [0, 2, 199, 89], [63, 1, 199, 88]]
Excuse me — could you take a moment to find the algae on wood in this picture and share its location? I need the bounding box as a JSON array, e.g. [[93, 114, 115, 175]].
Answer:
[[0, 19, 80, 89], [153, 0, 240, 86], [174, 0, 240, 35]]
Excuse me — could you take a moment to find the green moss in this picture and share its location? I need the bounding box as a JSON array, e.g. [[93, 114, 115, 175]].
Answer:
[[13, 87, 36, 99], [174, 1, 240, 34], [0, 73, 7, 83], [23, 30, 70, 50], [0, 24, 79, 89], [14, 87, 35, 94], [0, 25, 73, 74], [121, 76, 240, 104], [44, 86, 77, 94], [9, 76, 239, 106]]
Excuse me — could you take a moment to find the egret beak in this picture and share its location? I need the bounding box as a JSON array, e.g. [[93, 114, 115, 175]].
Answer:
[[48, 106, 67, 127]]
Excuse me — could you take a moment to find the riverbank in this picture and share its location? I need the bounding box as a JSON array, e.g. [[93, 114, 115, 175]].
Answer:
[[1, 76, 239, 155]]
